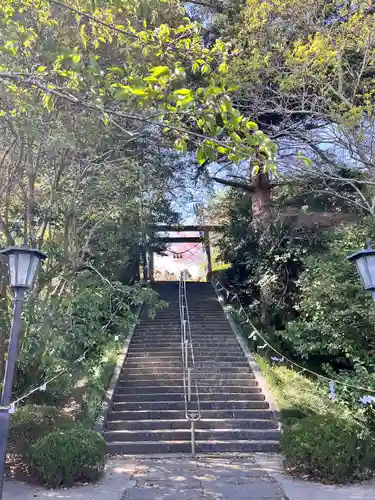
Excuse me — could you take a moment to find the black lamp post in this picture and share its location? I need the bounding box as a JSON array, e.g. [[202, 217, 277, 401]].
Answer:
[[347, 240, 375, 300], [0, 246, 46, 498]]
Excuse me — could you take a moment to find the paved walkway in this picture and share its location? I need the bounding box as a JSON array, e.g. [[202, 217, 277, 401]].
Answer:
[[3, 455, 375, 500]]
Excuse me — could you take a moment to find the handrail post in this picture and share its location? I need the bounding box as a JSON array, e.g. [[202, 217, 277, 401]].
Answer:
[[191, 420, 196, 457], [188, 368, 191, 402], [179, 270, 200, 459], [183, 319, 187, 346]]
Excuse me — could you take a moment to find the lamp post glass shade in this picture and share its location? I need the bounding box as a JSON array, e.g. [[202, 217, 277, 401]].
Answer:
[[347, 246, 375, 292], [0, 246, 46, 289]]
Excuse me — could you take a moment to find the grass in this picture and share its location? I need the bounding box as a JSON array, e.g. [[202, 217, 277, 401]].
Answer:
[[76, 344, 120, 426], [255, 354, 353, 424], [255, 355, 375, 484]]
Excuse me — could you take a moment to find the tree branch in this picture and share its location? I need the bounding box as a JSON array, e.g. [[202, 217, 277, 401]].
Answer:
[[210, 176, 254, 192], [47, 0, 137, 38], [0, 72, 246, 155]]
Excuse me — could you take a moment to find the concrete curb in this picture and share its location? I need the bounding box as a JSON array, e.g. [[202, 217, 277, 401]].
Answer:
[[94, 303, 143, 433], [211, 281, 281, 429]]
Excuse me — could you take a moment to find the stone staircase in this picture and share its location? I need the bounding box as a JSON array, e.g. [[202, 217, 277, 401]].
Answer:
[[103, 281, 280, 453]]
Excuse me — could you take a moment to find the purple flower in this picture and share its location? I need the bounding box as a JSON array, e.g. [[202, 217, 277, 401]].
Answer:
[[329, 380, 336, 401], [359, 395, 375, 405], [271, 356, 284, 363]]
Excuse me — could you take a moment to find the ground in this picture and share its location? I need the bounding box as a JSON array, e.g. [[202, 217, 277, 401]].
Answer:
[[3, 455, 375, 500]]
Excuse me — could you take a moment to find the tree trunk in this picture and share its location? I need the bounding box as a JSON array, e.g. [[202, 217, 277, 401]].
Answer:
[[249, 170, 272, 219]]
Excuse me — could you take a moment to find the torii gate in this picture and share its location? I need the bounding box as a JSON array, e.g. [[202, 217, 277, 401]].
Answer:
[[147, 225, 222, 282]]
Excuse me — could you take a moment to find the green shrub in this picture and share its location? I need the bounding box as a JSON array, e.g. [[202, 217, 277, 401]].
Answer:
[[8, 405, 73, 457], [281, 415, 375, 483], [30, 425, 106, 487]]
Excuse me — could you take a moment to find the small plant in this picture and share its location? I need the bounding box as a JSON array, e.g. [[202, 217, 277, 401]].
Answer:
[[8, 405, 73, 457], [30, 425, 106, 487], [281, 414, 375, 484]]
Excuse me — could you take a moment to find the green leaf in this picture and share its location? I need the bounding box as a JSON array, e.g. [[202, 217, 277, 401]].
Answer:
[[115, 88, 130, 100], [298, 152, 313, 167], [192, 62, 199, 73], [218, 62, 229, 74], [197, 147, 206, 166], [150, 65, 169, 77], [130, 87, 147, 96], [144, 76, 159, 84], [269, 163, 277, 175], [201, 63, 210, 75], [80, 24, 87, 48], [174, 137, 187, 152], [42, 94, 53, 112], [173, 88, 191, 96], [246, 121, 258, 131], [37, 66, 47, 73], [72, 54, 81, 64], [252, 165, 260, 176], [107, 66, 124, 76]]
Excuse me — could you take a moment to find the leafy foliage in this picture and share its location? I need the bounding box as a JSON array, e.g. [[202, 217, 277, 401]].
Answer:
[[8, 405, 73, 457], [30, 426, 106, 487], [0, 0, 275, 167], [257, 357, 375, 484], [281, 415, 375, 484], [283, 222, 375, 367], [14, 274, 161, 397]]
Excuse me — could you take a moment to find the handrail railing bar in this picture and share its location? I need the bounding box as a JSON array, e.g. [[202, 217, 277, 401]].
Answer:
[[178, 271, 201, 457]]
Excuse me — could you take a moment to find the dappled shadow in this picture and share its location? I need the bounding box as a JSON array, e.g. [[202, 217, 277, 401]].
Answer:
[[5, 454, 375, 499], [256, 454, 375, 500]]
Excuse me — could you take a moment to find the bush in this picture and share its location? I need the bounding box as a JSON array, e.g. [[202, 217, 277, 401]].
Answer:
[[30, 426, 106, 487], [8, 405, 73, 457], [281, 415, 375, 483]]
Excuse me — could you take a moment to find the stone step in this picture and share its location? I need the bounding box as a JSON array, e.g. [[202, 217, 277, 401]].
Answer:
[[118, 378, 257, 387], [115, 385, 259, 394], [142, 335, 236, 338], [112, 393, 266, 405], [126, 354, 245, 362], [122, 361, 250, 375], [106, 418, 278, 431], [104, 428, 281, 443], [107, 408, 272, 421], [117, 378, 256, 387], [122, 366, 251, 374], [126, 356, 249, 368], [106, 439, 280, 454], [111, 400, 269, 412], [130, 342, 240, 348], [133, 331, 235, 336], [127, 348, 243, 356], [113, 391, 262, 402]]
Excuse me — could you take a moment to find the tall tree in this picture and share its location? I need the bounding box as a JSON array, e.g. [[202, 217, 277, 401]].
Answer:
[[202, 0, 375, 218]]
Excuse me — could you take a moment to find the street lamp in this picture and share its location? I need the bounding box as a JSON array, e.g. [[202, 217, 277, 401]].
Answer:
[[347, 240, 375, 300], [0, 245, 46, 498]]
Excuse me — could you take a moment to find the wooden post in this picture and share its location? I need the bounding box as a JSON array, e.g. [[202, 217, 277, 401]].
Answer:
[[204, 229, 212, 277]]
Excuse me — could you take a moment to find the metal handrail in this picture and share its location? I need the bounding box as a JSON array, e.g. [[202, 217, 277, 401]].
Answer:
[[179, 271, 201, 456]]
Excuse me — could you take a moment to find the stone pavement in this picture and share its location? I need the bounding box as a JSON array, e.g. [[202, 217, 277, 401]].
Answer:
[[3, 455, 375, 500]]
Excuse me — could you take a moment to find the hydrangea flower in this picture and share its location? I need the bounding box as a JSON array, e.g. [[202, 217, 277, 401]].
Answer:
[[359, 395, 375, 405], [329, 380, 336, 401]]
